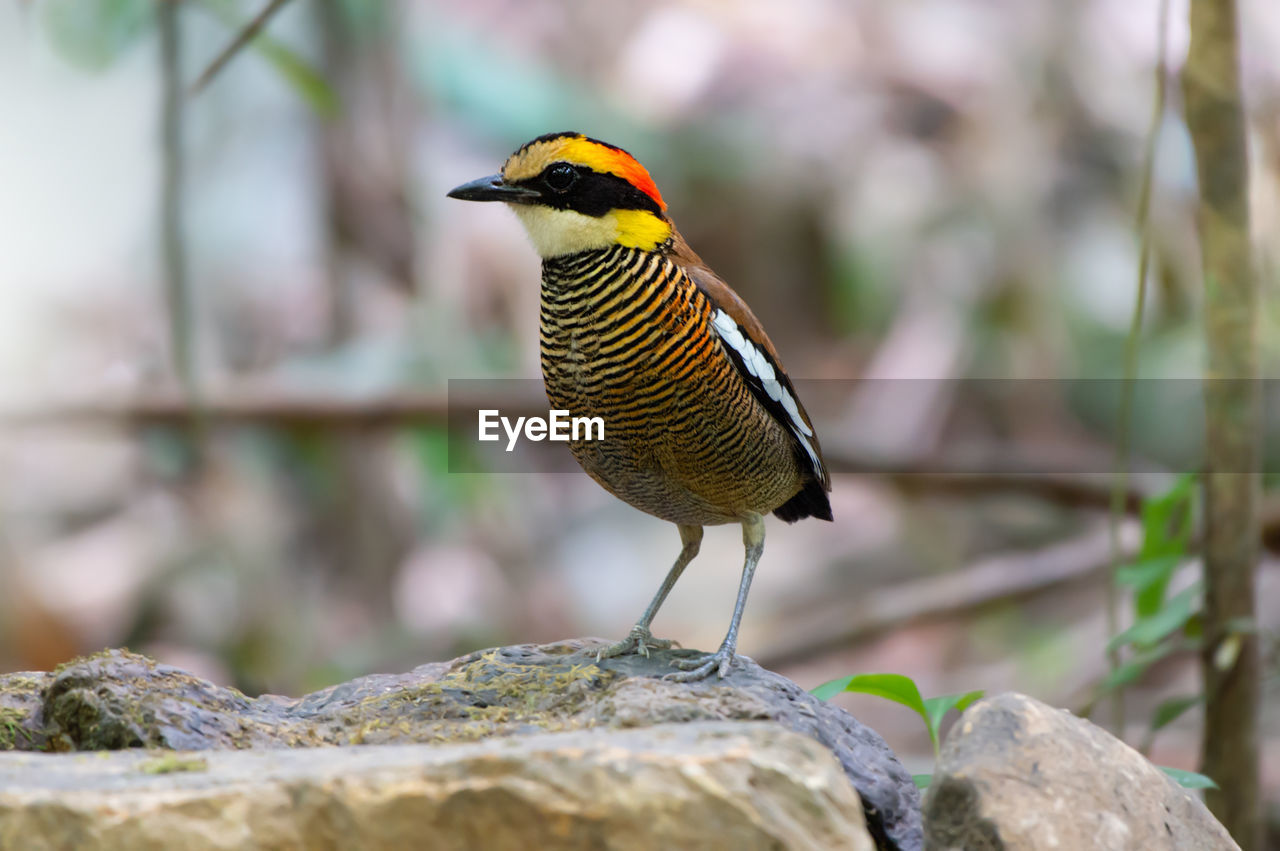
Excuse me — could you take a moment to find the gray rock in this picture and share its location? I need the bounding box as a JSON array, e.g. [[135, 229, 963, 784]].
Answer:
[[1, 641, 922, 850], [923, 692, 1239, 850], [0, 722, 873, 851]]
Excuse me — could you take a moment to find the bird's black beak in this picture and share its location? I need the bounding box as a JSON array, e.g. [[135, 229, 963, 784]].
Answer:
[[446, 174, 541, 203]]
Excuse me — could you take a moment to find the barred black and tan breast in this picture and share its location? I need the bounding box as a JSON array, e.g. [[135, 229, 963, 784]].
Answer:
[[540, 244, 808, 527]]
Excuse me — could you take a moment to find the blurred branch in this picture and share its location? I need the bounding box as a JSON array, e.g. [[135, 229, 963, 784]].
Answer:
[[314, 0, 416, 307], [0, 393, 1157, 505], [1184, 0, 1261, 843], [158, 0, 198, 404], [0, 391, 544, 430], [1106, 0, 1172, 735], [873, 467, 1149, 514], [156, 0, 212, 482], [307, 0, 417, 616], [22, 387, 1280, 534], [11, 393, 1280, 543], [317, 0, 354, 345], [188, 0, 294, 97], [760, 521, 1139, 670]]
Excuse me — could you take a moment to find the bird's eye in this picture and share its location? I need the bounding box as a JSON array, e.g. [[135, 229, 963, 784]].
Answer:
[[544, 164, 578, 193]]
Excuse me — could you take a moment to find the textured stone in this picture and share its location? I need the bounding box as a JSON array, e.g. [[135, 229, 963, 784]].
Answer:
[[0, 722, 873, 851], [1, 641, 921, 849], [923, 692, 1239, 850]]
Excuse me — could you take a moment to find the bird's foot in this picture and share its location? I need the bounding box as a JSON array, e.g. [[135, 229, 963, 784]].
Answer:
[[596, 625, 677, 662], [663, 645, 744, 682]]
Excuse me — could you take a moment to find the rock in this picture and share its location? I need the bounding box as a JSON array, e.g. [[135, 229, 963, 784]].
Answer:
[[922, 692, 1239, 850], [0, 672, 43, 752], [0, 641, 922, 850], [0, 722, 873, 851]]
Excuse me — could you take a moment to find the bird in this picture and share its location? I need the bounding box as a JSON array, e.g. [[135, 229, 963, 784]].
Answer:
[[448, 132, 831, 680]]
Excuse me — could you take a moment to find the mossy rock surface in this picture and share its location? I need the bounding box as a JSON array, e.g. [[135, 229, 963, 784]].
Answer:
[[0, 640, 922, 850]]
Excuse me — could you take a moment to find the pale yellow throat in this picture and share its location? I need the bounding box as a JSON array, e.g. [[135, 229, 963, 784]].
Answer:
[[509, 205, 672, 258]]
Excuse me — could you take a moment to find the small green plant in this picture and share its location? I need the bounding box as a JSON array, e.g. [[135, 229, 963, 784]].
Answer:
[[814, 663, 1217, 790], [811, 673, 983, 788], [1097, 474, 1219, 752], [1095, 472, 1222, 789], [814, 476, 1220, 794]]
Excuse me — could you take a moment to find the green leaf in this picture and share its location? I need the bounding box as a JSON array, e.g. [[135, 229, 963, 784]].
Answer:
[[1099, 643, 1178, 691], [1115, 555, 1184, 592], [811, 674, 928, 717], [811, 673, 936, 750], [1158, 766, 1218, 790], [1149, 695, 1202, 732], [1107, 582, 1201, 652], [193, 0, 339, 116], [809, 676, 852, 702], [1138, 473, 1196, 561], [1116, 553, 1188, 619], [254, 39, 340, 117], [912, 774, 932, 790], [41, 0, 151, 71], [1135, 567, 1178, 619], [922, 690, 985, 740], [1125, 474, 1196, 617]]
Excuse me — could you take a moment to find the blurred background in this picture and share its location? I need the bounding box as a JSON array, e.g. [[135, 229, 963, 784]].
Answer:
[[0, 0, 1277, 819]]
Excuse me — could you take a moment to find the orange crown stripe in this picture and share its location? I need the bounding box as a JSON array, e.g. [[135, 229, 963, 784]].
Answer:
[[558, 137, 667, 211]]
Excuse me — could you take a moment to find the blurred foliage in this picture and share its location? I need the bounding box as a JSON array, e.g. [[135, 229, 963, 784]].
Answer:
[[39, 0, 338, 114], [1099, 476, 1200, 695], [193, 0, 339, 115], [1, 1, 1277, 801], [41, 0, 151, 70], [1088, 474, 1234, 758]]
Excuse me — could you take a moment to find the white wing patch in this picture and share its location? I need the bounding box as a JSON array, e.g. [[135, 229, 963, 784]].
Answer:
[[710, 308, 823, 477]]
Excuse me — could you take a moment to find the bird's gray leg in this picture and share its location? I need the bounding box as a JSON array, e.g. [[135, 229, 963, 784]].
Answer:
[[667, 512, 764, 681], [597, 524, 703, 660]]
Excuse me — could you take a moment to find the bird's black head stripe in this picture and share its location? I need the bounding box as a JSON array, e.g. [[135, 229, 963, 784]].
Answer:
[[515, 165, 664, 217]]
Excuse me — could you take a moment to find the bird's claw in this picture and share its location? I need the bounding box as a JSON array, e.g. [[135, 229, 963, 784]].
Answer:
[[663, 646, 739, 682], [596, 625, 676, 662]]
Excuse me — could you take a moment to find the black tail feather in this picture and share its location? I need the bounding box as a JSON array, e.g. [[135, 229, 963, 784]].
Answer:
[[773, 478, 833, 523]]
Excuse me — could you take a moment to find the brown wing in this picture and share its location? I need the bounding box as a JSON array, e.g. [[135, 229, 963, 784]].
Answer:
[[670, 232, 832, 521]]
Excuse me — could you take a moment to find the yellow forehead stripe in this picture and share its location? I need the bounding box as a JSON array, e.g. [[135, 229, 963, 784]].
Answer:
[[502, 135, 666, 210], [502, 138, 564, 181]]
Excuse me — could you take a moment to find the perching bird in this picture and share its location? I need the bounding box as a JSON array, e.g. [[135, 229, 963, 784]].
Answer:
[[448, 132, 831, 680]]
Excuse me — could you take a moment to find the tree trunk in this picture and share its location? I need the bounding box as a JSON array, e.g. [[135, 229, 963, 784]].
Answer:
[[158, 0, 194, 392], [1182, 1, 1261, 847], [311, 0, 416, 618]]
